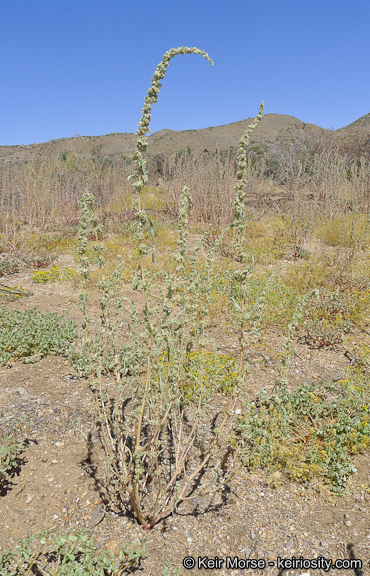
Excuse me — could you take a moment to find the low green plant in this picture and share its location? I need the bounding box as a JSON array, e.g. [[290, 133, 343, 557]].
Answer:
[[0, 528, 146, 575], [300, 288, 355, 348], [162, 561, 182, 576], [32, 265, 78, 283], [236, 375, 370, 492], [0, 257, 19, 277], [0, 414, 31, 487], [0, 307, 76, 364], [22, 252, 58, 268]]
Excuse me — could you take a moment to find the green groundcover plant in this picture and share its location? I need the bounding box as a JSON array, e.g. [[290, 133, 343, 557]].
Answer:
[[236, 375, 370, 492], [0, 307, 77, 364], [0, 414, 31, 488], [32, 265, 77, 284], [0, 529, 146, 575]]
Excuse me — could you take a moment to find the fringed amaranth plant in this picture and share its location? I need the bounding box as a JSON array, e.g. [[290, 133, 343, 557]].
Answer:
[[76, 47, 268, 531], [73, 45, 365, 537], [233, 103, 264, 235]]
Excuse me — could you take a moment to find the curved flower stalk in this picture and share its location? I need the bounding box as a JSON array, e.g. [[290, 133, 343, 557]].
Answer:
[[133, 47, 213, 190], [226, 103, 265, 376], [233, 102, 264, 233], [132, 47, 214, 247], [130, 51, 214, 492]]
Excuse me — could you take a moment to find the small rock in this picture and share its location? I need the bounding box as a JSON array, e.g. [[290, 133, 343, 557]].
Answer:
[[234, 408, 241, 415], [285, 538, 295, 551], [250, 474, 261, 485], [250, 529, 256, 540], [106, 540, 120, 557], [320, 540, 328, 548], [25, 494, 34, 504], [88, 505, 105, 529]]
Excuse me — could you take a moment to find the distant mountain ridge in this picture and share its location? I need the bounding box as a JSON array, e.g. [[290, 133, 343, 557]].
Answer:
[[1, 112, 369, 166], [335, 112, 370, 136]]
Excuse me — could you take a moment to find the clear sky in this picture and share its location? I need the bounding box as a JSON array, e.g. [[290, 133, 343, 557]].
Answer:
[[1, 0, 369, 145]]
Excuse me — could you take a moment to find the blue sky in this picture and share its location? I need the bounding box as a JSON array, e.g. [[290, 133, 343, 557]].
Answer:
[[1, 0, 369, 145]]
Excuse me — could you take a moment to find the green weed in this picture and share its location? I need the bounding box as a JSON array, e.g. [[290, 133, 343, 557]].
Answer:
[[22, 252, 58, 268], [0, 284, 30, 299], [300, 288, 355, 348], [0, 528, 146, 575], [0, 414, 31, 488], [236, 374, 370, 491], [0, 307, 76, 364], [0, 258, 19, 277]]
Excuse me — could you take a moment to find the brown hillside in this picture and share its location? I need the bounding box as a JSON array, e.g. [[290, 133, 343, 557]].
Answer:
[[1, 111, 369, 166], [336, 112, 370, 136], [0, 114, 328, 166]]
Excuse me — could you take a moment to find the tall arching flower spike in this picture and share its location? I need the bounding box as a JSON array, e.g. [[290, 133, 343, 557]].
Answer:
[[132, 47, 214, 198]]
